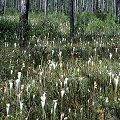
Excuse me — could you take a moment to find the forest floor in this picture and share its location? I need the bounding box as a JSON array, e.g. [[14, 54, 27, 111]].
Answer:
[[0, 11, 120, 120]]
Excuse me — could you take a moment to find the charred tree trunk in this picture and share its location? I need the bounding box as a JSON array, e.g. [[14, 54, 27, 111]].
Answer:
[[70, 0, 74, 39], [20, 0, 29, 47]]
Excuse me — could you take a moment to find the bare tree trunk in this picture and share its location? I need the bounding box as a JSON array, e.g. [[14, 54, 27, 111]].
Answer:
[[70, 0, 74, 39], [39, 0, 42, 10], [86, 0, 89, 11], [75, 0, 79, 13], [44, 0, 48, 18], [54, 0, 58, 13], [1, 0, 5, 15], [75, 0, 77, 12], [116, 0, 120, 23], [77, 0, 79, 12], [113, 0, 117, 15], [16, 0, 20, 10], [20, 0, 29, 23], [92, 0, 95, 12], [96, 0, 98, 12], [0, 0, 1, 6], [107, 0, 109, 12], [0, 0, 3, 15], [103, 0, 107, 12], [12, 0, 14, 7], [82, 0, 85, 11], [61, 0, 65, 13], [0, 0, 1, 9], [33, 0, 37, 10], [20, 0, 29, 47]]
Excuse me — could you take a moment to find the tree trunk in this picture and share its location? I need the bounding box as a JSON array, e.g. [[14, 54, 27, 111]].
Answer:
[[95, 0, 98, 12], [61, 0, 65, 13], [116, 0, 120, 23], [113, 0, 117, 15], [54, 0, 58, 13], [44, 0, 48, 18], [20, 0, 29, 47], [86, 0, 89, 11], [75, 0, 77, 12], [1, 0, 5, 15], [75, 0, 79, 13], [70, 0, 74, 39], [103, 0, 107, 12], [20, 0, 29, 23], [92, 0, 95, 12], [0, 0, 1, 8], [16, 0, 20, 11], [0, 0, 2, 15], [82, 0, 85, 11], [12, 0, 14, 7], [33, 0, 37, 10], [39, 0, 42, 11], [77, 0, 79, 12]]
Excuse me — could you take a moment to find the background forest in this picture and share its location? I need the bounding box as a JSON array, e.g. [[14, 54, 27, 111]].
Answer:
[[0, 0, 120, 120]]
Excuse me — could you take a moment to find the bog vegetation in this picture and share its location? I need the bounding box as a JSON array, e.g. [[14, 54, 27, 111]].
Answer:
[[0, 6, 120, 120]]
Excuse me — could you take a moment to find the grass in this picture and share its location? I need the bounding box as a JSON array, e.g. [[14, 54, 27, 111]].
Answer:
[[0, 10, 120, 120]]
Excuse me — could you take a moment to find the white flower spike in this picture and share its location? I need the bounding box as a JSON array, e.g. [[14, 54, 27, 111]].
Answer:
[[6, 103, 10, 116], [18, 72, 22, 80], [41, 92, 46, 109]]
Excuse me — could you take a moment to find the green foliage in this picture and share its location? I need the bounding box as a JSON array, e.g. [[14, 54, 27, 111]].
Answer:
[[76, 12, 97, 25], [85, 18, 105, 35], [5, 7, 19, 16], [30, 19, 61, 40], [74, 12, 120, 42], [0, 17, 19, 42], [94, 11, 107, 21]]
